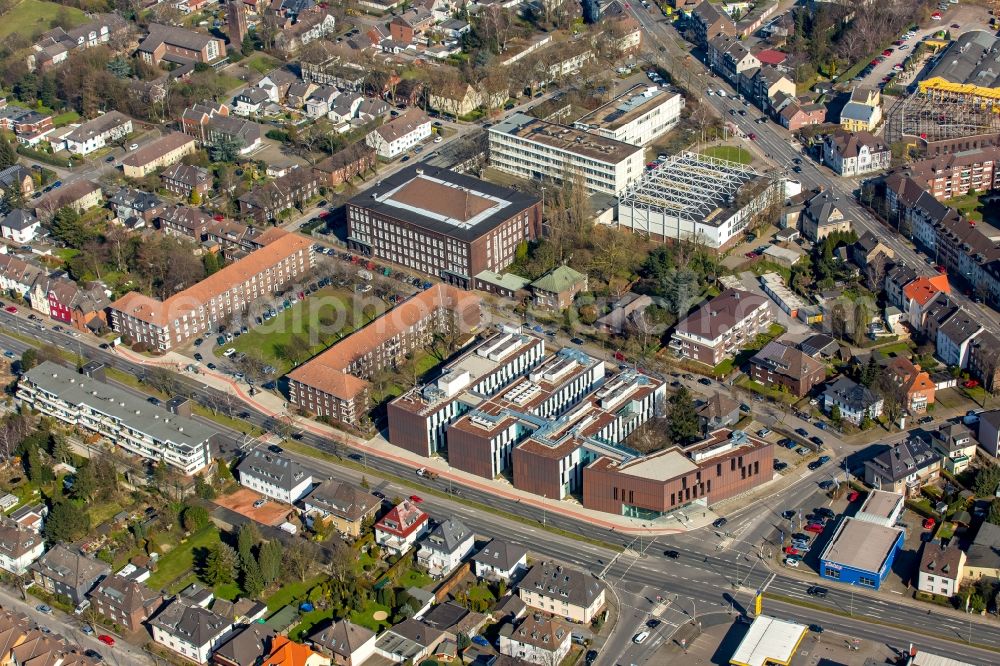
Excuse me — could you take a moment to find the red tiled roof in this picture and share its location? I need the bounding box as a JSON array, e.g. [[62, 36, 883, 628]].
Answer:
[[903, 275, 951, 307], [755, 49, 787, 65]]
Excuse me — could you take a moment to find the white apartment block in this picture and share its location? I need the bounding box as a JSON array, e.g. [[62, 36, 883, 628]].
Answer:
[[489, 113, 644, 196], [574, 85, 684, 147], [17, 362, 214, 475], [365, 108, 431, 159], [236, 450, 313, 504], [60, 111, 132, 156]]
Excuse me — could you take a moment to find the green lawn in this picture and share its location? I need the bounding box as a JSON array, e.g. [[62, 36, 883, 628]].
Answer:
[[288, 608, 333, 641], [217, 287, 363, 375], [243, 52, 280, 74], [265, 575, 325, 612], [349, 601, 392, 632], [398, 568, 433, 590], [701, 145, 752, 165], [214, 582, 242, 601], [146, 525, 220, 590], [51, 111, 79, 127], [875, 341, 913, 357], [944, 192, 998, 225], [0, 0, 86, 41]]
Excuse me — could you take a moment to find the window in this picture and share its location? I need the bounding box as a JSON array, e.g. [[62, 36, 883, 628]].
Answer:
[[859, 576, 876, 587], [825, 567, 841, 579]]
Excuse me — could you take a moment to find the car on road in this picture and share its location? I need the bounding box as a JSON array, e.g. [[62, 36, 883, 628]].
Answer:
[[712, 517, 728, 528], [267, 444, 283, 454], [818, 455, 830, 464], [795, 428, 808, 437], [646, 618, 661, 629], [4, 306, 17, 313], [98, 635, 115, 647], [809, 624, 823, 634], [193, 353, 203, 362], [918, 416, 934, 425], [585, 650, 598, 665], [207, 363, 216, 370], [781, 510, 796, 520], [808, 460, 823, 471], [633, 631, 649, 644], [252, 499, 267, 508], [923, 517, 936, 530], [372, 490, 386, 500], [784, 557, 800, 567], [409, 495, 423, 503], [818, 480, 834, 490], [36, 605, 52, 614], [570, 337, 584, 345], [129, 143, 139, 150], [698, 378, 712, 386], [81, 625, 94, 635], [807, 586, 828, 598], [84, 649, 103, 661], [805, 523, 825, 534], [105, 155, 115, 163], [663, 550, 679, 559]]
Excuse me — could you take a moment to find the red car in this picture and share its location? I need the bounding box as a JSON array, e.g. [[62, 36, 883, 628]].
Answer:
[[783, 546, 800, 555], [882, 49, 893, 56], [748, 133, 756, 141], [409, 495, 423, 504], [847, 490, 860, 502], [964, 380, 979, 389], [935, 265, 946, 274], [805, 523, 825, 534], [98, 635, 115, 647], [4, 306, 16, 313], [745, 252, 757, 259], [923, 517, 936, 530]]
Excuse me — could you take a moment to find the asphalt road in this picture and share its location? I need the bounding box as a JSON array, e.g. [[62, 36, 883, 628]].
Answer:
[[2, 314, 998, 663], [0, 585, 151, 665]]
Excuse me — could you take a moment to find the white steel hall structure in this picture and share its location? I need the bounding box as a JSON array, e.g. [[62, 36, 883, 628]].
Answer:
[[615, 152, 782, 250]]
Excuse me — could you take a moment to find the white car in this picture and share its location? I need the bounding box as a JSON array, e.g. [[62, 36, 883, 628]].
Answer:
[[433, 136, 442, 143], [223, 348, 236, 357], [717, 89, 727, 97], [757, 428, 771, 437], [707, 89, 716, 96], [784, 557, 800, 567], [129, 143, 139, 150], [633, 631, 649, 644]]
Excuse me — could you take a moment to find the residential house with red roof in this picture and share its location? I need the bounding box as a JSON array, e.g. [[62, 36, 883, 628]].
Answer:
[[902, 275, 951, 329], [374, 500, 429, 556], [885, 356, 935, 413]]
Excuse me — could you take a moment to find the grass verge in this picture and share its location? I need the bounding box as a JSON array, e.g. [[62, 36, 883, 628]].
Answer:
[[281, 439, 624, 553]]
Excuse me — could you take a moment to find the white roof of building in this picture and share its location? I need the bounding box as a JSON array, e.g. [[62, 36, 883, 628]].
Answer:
[[730, 615, 808, 666]]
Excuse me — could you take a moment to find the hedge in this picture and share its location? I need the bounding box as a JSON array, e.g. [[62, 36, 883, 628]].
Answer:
[[17, 145, 72, 168]]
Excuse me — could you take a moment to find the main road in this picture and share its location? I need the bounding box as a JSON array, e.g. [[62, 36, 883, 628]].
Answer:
[[1, 315, 998, 664]]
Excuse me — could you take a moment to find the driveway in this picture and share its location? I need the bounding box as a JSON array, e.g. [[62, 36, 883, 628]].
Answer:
[[736, 271, 812, 340]]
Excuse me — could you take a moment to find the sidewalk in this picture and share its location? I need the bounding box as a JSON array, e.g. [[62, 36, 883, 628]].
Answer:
[[113, 347, 708, 537]]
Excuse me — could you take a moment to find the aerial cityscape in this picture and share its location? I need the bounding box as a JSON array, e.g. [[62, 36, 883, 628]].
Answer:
[[0, 0, 998, 664]]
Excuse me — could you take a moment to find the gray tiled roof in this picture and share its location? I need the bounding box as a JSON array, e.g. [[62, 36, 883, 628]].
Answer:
[[823, 376, 880, 412], [421, 518, 472, 555], [518, 561, 604, 610], [472, 539, 528, 572], [237, 450, 311, 493], [864, 437, 941, 484]]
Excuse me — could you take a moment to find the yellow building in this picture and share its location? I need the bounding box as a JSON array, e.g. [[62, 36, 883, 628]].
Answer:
[[840, 87, 882, 132]]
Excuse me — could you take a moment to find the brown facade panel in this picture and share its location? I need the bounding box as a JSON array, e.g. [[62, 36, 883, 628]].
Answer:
[[447, 427, 496, 480], [511, 446, 561, 499], [581, 442, 775, 515], [386, 402, 432, 457]]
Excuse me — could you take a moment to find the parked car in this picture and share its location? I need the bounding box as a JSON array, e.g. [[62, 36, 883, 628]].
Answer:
[[774, 461, 788, 471], [97, 635, 115, 647], [757, 428, 771, 437], [810, 436, 824, 446], [795, 428, 808, 437], [784, 557, 800, 567], [923, 517, 936, 530], [409, 495, 423, 503], [781, 510, 796, 520], [847, 490, 860, 502], [805, 523, 825, 534], [36, 605, 52, 615], [818, 480, 834, 490]]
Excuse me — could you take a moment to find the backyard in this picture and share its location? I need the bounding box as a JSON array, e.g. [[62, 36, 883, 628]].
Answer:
[[146, 524, 221, 591], [0, 0, 87, 41], [944, 192, 1000, 226]]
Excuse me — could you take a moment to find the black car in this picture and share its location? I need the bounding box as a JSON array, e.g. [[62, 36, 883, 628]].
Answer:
[[84, 649, 103, 661], [698, 378, 712, 386], [318, 199, 328, 207], [268, 444, 283, 454], [808, 461, 823, 471], [810, 436, 824, 446], [795, 428, 809, 437], [585, 650, 599, 665], [663, 550, 679, 559], [646, 618, 661, 629], [781, 510, 796, 520], [570, 337, 585, 345], [918, 415, 934, 424], [207, 362, 217, 370], [815, 507, 835, 519], [807, 586, 828, 598], [193, 353, 203, 361], [194, 338, 203, 346], [818, 480, 834, 490], [104, 155, 115, 163], [372, 490, 386, 500], [713, 517, 728, 528], [809, 624, 824, 633], [774, 461, 787, 471], [818, 455, 831, 464], [147, 397, 161, 406]]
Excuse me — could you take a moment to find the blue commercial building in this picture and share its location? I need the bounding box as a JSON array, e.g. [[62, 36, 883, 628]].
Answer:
[[818, 517, 905, 590]]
